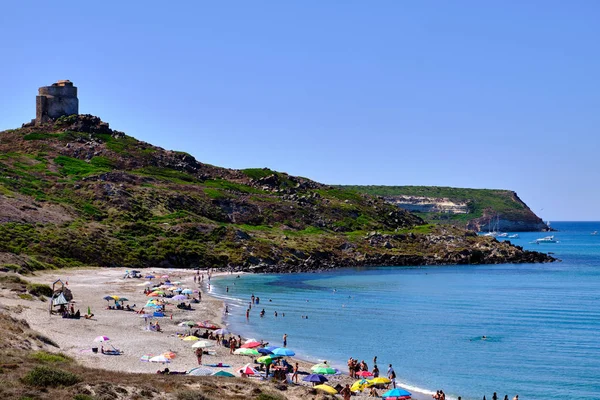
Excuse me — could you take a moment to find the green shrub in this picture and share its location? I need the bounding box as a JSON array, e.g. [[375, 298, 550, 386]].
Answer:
[[27, 283, 53, 297], [54, 156, 108, 176], [30, 351, 72, 363], [22, 365, 81, 387], [18, 293, 33, 300], [23, 132, 63, 141], [242, 168, 276, 180]]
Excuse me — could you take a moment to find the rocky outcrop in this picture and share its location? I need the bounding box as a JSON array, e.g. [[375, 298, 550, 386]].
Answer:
[[345, 186, 549, 232], [385, 195, 469, 214]]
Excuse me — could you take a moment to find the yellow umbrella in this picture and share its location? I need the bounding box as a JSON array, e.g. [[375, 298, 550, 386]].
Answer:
[[351, 379, 373, 392], [183, 336, 199, 341], [314, 384, 337, 394], [110, 295, 120, 300], [369, 377, 391, 385]]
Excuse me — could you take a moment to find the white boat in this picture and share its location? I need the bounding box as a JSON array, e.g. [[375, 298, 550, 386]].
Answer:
[[534, 235, 558, 244], [592, 231, 598, 235], [497, 233, 508, 238], [508, 234, 519, 239]]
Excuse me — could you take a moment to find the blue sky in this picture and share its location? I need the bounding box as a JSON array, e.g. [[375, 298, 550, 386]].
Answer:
[[1, 1, 599, 220]]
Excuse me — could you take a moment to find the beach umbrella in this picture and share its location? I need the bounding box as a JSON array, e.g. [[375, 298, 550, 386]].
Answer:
[[237, 364, 258, 375], [181, 289, 193, 294], [314, 384, 337, 395], [183, 336, 199, 341], [214, 328, 230, 335], [244, 338, 258, 343], [271, 347, 295, 357], [256, 355, 281, 364], [173, 281, 182, 285], [382, 388, 412, 400], [197, 321, 219, 329], [351, 379, 373, 392], [234, 348, 260, 356], [163, 282, 173, 286], [356, 370, 374, 378], [143, 281, 154, 286], [212, 370, 235, 377], [110, 295, 120, 300], [118, 297, 129, 302], [302, 374, 328, 384], [311, 366, 337, 375], [172, 295, 187, 301], [257, 348, 273, 355], [149, 355, 170, 364], [173, 287, 183, 292], [369, 377, 391, 385], [161, 275, 169, 278], [187, 367, 213, 376], [162, 351, 177, 359], [93, 336, 110, 342], [147, 292, 159, 297], [311, 362, 329, 370], [140, 354, 153, 362], [178, 321, 196, 327], [102, 295, 113, 301], [192, 340, 215, 349], [145, 275, 155, 279], [241, 341, 261, 349]]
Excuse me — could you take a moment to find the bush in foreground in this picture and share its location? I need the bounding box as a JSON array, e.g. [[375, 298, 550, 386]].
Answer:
[[22, 365, 81, 387]]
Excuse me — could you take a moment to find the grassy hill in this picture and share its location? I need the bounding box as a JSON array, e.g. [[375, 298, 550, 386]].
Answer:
[[342, 185, 548, 232], [0, 115, 552, 273]]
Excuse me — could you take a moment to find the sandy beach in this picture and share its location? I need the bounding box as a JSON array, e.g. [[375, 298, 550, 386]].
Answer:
[[2, 267, 430, 400]]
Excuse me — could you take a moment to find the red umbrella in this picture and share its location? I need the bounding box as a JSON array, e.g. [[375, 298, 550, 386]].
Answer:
[[356, 370, 374, 377], [241, 341, 261, 349], [237, 363, 258, 375], [197, 320, 219, 329]]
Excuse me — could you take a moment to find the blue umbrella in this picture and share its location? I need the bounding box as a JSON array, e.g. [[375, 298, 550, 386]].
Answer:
[[382, 388, 412, 399], [145, 275, 155, 279], [302, 374, 328, 384], [271, 347, 295, 356], [257, 348, 273, 355]]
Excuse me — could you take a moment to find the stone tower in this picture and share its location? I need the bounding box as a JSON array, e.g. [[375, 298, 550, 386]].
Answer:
[[35, 80, 78, 124]]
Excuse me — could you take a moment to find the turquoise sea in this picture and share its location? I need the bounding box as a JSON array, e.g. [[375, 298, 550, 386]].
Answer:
[[209, 222, 600, 400]]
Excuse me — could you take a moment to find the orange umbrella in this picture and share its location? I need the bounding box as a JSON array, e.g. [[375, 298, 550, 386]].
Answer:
[[163, 351, 177, 359]]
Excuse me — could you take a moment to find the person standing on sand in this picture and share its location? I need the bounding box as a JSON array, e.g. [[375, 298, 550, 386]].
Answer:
[[229, 337, 236, 354], [195, 347, 202, 365], [283, 333, 287, 347], [292, 362, 299, 383], [340, 384, 351, 400]]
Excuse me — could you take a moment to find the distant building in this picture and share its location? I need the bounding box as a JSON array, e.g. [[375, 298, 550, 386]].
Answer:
[[35, 80, 78, 124]]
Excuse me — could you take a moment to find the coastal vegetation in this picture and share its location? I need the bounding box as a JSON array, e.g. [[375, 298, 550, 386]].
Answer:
[[0, 115, 552, 273]]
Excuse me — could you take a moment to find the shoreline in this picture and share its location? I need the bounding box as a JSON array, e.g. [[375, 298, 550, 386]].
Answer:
[[1, 267, 431, 399], [207, 274, 435, 400]]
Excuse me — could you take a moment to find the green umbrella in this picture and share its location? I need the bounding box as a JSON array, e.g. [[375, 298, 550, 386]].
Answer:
[[234, 348, 260, 356], [311, 366, 337, 375], [257, 355, 275, 364], [212, 370, 235, 377], [257, 354, 282, 363]]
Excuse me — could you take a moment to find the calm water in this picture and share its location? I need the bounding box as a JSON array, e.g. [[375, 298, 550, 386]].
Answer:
[[210, 222, 600, 400]]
